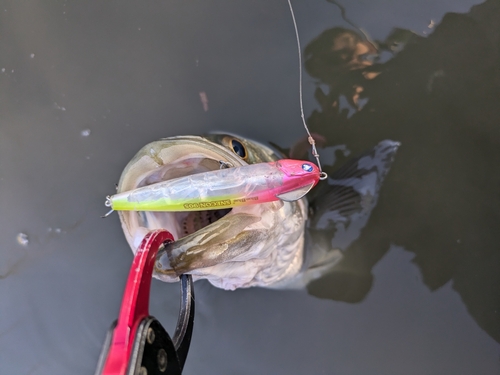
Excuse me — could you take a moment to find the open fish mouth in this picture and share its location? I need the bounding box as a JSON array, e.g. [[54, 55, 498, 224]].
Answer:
[[133, 156, 234, 244], [117, 136, 252, 249]]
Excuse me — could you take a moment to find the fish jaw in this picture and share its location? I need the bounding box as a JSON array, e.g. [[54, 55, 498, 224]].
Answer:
[[116, 135, 308, 290]]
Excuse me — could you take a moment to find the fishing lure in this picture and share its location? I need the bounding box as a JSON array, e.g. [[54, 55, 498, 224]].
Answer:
[[105, 159, 320, 212]]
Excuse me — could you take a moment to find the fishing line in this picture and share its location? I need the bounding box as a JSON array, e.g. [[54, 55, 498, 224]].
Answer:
[[287, 0, 328, 180]]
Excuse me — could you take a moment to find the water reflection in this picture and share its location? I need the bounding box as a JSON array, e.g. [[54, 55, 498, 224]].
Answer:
[[304, 0, 500, 343]]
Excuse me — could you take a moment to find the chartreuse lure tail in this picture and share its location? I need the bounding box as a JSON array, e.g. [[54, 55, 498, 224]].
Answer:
[[105, 159, 320, 212]]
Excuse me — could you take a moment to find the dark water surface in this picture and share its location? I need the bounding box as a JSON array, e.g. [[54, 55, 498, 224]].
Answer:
[[1, 1, 499, 374]]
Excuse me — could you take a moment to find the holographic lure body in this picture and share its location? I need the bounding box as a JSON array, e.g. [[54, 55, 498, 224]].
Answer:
[[106, 159, 320, 212]]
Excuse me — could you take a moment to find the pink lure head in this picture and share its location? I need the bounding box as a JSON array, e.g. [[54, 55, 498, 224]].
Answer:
[[274, 159, 321, 202], [277, 159, 321, 178]]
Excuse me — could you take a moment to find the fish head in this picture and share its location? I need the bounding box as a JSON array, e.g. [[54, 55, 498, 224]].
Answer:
[[116, 133, 308, 290]]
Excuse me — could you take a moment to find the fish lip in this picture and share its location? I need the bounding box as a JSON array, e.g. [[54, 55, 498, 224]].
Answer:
[[116, 136, 250, 251]]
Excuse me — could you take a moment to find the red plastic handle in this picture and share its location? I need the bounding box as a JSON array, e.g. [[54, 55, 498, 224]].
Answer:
[[101, 230, 174, 375]]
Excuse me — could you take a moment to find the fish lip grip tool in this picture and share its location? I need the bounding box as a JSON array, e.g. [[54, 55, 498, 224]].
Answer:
[[95, 230, 194, 375]]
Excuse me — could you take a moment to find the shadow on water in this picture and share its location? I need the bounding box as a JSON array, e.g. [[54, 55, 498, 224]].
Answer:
[[302, 0, 500, 343]]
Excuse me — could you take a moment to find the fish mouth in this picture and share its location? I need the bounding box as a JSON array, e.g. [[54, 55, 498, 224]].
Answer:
[[117, 136, 250, 248], [134, 157, 233, 242]]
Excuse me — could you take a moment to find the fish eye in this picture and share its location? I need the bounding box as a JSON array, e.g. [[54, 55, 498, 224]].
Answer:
[[230, 139, 247, 159]]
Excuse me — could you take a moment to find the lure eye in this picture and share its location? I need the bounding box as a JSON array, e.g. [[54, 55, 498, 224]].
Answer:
[[302, 163, 313, 172], [230, 139, 247, 159]]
